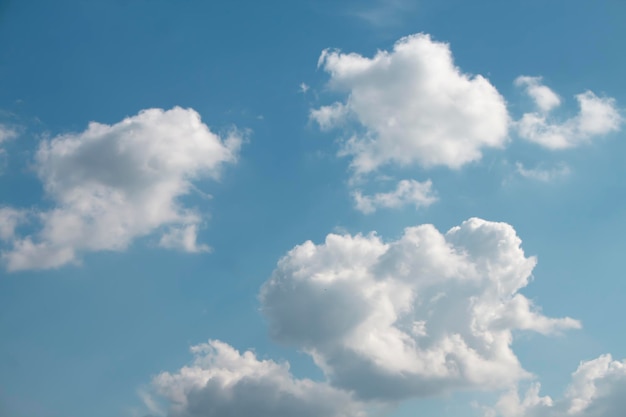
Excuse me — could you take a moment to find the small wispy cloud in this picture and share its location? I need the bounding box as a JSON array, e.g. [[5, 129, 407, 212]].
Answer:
[[515, 76, 561, 112], [137, 388, 164, 417], [350, 0, 416, 27], [515, 162, 571, 182], [353, 179, 437, 214], [0, 124, 18, 174], [514, 76, 622, 149], [0, 124, 17, 144]]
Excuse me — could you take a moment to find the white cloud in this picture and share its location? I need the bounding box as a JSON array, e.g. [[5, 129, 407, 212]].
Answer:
[[310, 102, 348, 131], [311, 33, 510, 173], [151, 340, 364, 417], [0, 124, 17, 144], [260, 218, 580, 401], [137, 388, 165, 417], [0, 124, 18, 174], [352, 179, 437, 214], [299, 82, 310, 93], [0, 207, 27, 242], [515, 77, 622, 149], [489, 354, 626, 417], [515, 162, 570, 182], [489, 383, 554, 417], [1, 107, 243, 271], [349, 0, 416, 27], [159, 225, 211, 253], [515, 76, 561, 112]]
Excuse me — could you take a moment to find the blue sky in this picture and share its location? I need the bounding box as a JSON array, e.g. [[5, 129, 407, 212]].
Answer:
[[1, 1, 625, 416]]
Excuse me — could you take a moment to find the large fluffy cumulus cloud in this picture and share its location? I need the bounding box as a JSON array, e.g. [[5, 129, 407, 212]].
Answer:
[[151, 340, 364, 417], [489, 354, 626, 417], [310, 33, 510, 173], [1, 107, 243, 271], [260, 218, 580, 401]]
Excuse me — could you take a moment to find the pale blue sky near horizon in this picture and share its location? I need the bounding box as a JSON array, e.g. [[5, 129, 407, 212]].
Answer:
[[1, 1, 625, 417]]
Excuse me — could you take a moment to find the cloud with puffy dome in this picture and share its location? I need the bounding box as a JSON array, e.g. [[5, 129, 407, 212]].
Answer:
[[311, 34, 510, 174], [260, 218, 580, 400]]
